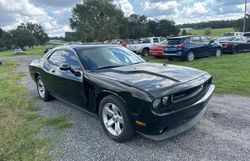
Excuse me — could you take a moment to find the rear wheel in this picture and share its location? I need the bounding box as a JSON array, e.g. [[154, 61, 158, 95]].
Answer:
[[187, 51, 195, 62], [99, 95, 134, 142], [142, 48, 149, 56], [36, 76, 52, 101]]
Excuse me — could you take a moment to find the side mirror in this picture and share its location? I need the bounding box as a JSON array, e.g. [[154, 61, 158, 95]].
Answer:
[[59, 63, 71, 71]]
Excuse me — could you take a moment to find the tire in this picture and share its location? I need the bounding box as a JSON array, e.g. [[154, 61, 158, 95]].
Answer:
[[187, 51, 195, 61], [142, 48, 149, 56], [99, 95, 134, 142], [36, 76, 52, 101], [215, 48, 222, 57]]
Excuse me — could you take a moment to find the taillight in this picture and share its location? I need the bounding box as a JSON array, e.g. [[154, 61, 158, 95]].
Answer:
[[175, 44, 184, 48]]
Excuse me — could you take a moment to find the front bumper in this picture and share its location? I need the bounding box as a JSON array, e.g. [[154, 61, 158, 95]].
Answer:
[[136, 84, 215, 141]]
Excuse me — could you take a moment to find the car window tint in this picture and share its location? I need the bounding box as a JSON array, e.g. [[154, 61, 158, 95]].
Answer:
[[77, 47, 144, 70], [153, 38, 159, 43], [160, 37, 165, 42], [167, 39, 181, 45], [142, 39, 150, 43], [190, 37, 201, 43], [49, 50, 81, 69]]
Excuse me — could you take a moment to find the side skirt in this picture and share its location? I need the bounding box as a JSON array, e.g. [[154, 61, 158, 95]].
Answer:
[[50, 94, 98, 118]]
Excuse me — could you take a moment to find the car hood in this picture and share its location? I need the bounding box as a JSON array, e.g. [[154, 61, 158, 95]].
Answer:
[[93, 62, 208, 96]]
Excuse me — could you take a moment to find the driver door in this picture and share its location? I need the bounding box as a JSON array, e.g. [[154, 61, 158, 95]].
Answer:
[[44, 49, 87, 108]]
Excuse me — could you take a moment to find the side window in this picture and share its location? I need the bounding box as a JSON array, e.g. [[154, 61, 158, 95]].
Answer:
[[153, 38, 159, 43], [142, 39, 150, 43], [234, 38, 243, 42], [48, 50, 81, 69], [190, 37, 201, 43], [160, 37, 165, 42]]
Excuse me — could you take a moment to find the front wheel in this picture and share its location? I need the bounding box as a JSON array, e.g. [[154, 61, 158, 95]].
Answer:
[[215, 48, 222, 57], [99, 95, 134, 142]]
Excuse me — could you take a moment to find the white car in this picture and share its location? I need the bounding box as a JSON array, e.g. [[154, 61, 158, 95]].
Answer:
[[14, 48, 23, 54], [126, 37, 167, 55]]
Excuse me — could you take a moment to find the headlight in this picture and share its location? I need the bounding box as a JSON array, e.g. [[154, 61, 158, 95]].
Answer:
[[162, 96, 169, 105], [152, 98, 161, 109]]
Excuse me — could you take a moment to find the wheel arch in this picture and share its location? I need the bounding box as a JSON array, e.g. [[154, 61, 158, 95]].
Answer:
[[95, 90, 127, 116]]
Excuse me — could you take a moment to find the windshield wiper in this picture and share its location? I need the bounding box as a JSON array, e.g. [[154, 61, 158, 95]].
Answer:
[[98, 65, 124, 70]]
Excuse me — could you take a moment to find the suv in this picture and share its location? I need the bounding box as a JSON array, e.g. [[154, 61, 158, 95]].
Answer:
[[163, 36, 222, 61], [222, 32, 243, 37]]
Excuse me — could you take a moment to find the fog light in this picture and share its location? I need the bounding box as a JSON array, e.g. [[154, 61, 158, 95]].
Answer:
[[162, 96, 169, 105], [152, 98, 161, 109]]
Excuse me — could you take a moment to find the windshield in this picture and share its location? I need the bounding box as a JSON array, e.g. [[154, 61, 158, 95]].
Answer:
[[77, 47, 145, 70], [167, 39, 181, 45], [223, 33, 234, 37], [217, 36, 235, 41]]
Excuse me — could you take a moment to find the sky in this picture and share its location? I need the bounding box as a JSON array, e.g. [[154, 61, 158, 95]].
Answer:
[[0, 0, 248, 37]]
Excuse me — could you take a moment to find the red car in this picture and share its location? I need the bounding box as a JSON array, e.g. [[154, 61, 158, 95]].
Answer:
[[149, 45, 165, 57]]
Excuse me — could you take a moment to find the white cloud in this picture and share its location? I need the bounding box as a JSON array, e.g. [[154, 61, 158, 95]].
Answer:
[[141, 1, 177, 11], [114, 0, 134, 16], [0, 0, 45, 16]]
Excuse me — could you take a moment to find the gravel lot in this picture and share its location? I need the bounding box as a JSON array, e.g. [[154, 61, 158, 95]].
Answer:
[[3, 55, 250, 161]]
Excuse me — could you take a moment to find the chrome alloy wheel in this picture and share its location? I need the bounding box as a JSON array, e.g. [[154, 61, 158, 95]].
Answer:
[[187, 51, 195, 61], [102, 103, 124, 136], [38, 79, 45, 98]]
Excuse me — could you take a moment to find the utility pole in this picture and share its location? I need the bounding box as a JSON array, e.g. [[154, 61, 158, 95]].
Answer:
[[243, 0, 247, 32]]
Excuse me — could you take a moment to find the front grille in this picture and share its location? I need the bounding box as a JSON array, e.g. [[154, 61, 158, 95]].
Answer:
[[153, 78, 212, 114], [171, 78, 211, 104]]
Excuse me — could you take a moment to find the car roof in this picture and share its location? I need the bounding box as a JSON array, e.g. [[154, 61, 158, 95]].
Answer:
[[168, 35, 194, 39], [52, 44, 120, 51]]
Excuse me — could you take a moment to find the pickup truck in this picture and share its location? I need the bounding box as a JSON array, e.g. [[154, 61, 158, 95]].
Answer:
[[126, 37, 167, 55]]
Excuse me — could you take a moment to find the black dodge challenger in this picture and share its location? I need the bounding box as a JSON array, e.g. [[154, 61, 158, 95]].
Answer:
[[29, 45, 215, 142]]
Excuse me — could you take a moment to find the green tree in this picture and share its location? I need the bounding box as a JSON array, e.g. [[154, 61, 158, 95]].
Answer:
[[158, 19, 180, 37], [204, 29, 211, 36], [181, 29, 187, 36], [234, 14, 250, 32], [10, 28, 36, 49], [70, 0, 124, 42], [0, 31, 12, 49], [65, 32, 78, 42], [18, 23, 49, 45]]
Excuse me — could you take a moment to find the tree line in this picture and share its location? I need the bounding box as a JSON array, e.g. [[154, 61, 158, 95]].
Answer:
[[178, 14, 250, 32], [0, 23, 49, 51], [66, 0, 180, 42]]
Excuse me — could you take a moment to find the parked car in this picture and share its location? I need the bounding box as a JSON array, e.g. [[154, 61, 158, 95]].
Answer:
[[14, 48, 23, 54], [126, 37, 167, 55], [217, 36, 250, 54], [149, 41, 168, 57], [163, 36, 222, 61], [243, 32, 250, 39], [222, 32, 243, 37], [29, 44, 215, 142]]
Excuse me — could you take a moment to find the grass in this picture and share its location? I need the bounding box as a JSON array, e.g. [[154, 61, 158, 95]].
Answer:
[[0, 60, 71, 161], [143, 53, 250, 96], [191, 27, 234, 37], [0, 45, 53, 57]]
